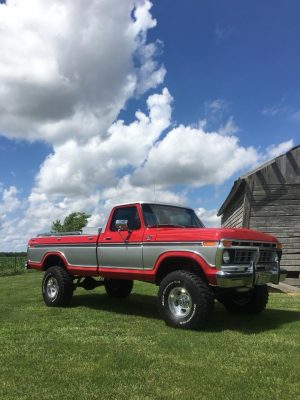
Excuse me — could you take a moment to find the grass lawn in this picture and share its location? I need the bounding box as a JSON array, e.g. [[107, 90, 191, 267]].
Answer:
[[0, 272, 299, 400]]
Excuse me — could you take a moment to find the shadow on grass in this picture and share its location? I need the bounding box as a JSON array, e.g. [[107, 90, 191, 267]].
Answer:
[[71, 292, 300, 333], [208, 306, 300, 334], [72, 292, 159, 320]]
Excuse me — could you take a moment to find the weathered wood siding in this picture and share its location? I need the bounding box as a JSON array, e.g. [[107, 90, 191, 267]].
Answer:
[[221, 187, 245, 228], [220, 146, 300, 286], [247, 147, 300, 286]]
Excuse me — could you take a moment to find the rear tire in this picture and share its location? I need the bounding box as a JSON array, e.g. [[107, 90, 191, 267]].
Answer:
[[221, 285, 269, 314], [104, 279, 133, 298], [42, 266, 73, 307], [158, 270, 214, 329]]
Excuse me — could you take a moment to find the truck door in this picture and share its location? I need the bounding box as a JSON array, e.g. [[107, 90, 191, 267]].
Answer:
[[98, 205, 144, 270]]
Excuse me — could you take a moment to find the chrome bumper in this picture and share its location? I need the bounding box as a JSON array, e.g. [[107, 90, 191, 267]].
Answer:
[[216, 266, 287, 288]]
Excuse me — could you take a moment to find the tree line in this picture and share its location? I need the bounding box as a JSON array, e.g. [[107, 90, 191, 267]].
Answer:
[[1, 212, 90, 256], [0, 252, 27, 257]]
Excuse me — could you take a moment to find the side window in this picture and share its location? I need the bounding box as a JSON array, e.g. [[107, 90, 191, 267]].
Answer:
[[142, 204, 158, 227], [110, 207, 141, 232]]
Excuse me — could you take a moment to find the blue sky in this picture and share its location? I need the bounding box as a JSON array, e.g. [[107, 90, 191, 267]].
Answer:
[[128, 1, 300, 143], [0, 0, 299, 250]]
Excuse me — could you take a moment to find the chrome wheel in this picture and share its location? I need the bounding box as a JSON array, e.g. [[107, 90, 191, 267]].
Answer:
[[168, 286, 192, 318], [46, 277, 59, 300]]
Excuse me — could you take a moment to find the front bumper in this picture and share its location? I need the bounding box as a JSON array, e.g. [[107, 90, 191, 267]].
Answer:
[[216, 265, 287, 288]]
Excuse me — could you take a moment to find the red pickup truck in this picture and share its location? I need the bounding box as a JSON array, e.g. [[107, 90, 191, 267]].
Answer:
[[26, 202, 286, 329]]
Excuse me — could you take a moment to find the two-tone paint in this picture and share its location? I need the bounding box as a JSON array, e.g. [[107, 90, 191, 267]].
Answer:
[[27, 202, 286, 286]]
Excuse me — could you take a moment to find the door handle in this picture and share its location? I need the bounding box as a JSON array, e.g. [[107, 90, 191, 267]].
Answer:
[[105, 237, 112, 240]]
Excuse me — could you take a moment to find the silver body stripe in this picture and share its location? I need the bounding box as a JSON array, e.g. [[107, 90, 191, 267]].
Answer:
[[28, 242, 217, 269]]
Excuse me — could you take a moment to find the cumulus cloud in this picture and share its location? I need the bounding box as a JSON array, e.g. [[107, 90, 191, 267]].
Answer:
[[195, 208, 221, 227], [0, 0, 163, 144], [101, 175, 186, 208], [132, 125, 259, 187], [0, 186, 21, 215], [265, 139, 294, 160], [35, 88, 172, 196]]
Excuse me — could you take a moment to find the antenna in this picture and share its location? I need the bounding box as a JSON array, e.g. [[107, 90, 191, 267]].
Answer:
[[153, 181, 156, 202]]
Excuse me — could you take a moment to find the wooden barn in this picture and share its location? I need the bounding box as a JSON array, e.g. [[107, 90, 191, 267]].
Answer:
[[218, 145, 300, 287]]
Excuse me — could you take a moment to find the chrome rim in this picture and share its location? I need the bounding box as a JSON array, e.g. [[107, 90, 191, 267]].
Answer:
[[46, 276, 59, 300], [168, 286, 192, 318]]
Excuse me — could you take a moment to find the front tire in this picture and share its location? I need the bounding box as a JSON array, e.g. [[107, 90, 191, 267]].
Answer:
[[104, 279, 133, 298], [42, 266, 73, 307], [221, 285, 269, 314], [158, 271, 214, 329]]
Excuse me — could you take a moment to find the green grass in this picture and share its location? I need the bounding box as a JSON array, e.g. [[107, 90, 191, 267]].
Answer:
[[0, 272, 299, 400], [0, 256, 26, 276]]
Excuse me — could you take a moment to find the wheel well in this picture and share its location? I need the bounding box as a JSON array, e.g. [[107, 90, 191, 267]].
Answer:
[[155, 256, 207, 284], [43, 255, 66, 271]]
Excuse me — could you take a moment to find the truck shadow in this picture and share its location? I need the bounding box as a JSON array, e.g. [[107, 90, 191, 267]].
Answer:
[[208, 305, 300, 334], [72, 293, 300, 333], [72, 292, 159, 320]]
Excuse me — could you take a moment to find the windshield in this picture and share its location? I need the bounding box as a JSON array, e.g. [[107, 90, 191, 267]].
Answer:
[[142, 204, 204, 228]]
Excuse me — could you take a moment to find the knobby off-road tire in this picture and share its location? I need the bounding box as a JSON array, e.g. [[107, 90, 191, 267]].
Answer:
[[104, 279, 133, 298], [221, 285, 269, 315], [42, 266, 74, 307], [158, 271, 214, 330]]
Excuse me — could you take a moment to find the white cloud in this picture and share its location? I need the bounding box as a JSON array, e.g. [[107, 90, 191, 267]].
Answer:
[[195, 208, 221, 227], [218, 116, 239, 136], [0, 186, 21, 215], [35, 88, 172, 197], [262, 106, 283, 117], [102, 175, 186, 208], [261, 96, 291, 118], [204, 98, 235, 133], [265, 139, 294, 160], [132, 125, 259, 188], [0, 0, 163, 145], [205, 99, 229, 115]]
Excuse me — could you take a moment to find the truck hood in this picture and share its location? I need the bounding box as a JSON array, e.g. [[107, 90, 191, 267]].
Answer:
[[155, 227, 278, 243]]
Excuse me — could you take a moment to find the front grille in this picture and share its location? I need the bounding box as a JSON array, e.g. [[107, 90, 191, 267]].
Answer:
[[227, 247, 276, 265], [231, 241, 276, 248], [234, 250, 255, 264], [258, 250, 274, 264]]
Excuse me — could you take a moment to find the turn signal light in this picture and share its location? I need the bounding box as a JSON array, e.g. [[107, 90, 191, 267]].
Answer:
[[203, 241, 218, 247], [223, 240, 232, 247]]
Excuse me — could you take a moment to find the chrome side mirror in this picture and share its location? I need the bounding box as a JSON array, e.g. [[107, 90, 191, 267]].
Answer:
[[116, 219, 129, 231]]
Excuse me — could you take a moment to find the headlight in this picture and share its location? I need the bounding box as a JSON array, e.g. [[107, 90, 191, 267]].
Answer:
[[222, 250, 230, 264]]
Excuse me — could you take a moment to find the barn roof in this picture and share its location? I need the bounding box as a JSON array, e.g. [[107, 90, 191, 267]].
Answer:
[[217, 144, 300, 216]]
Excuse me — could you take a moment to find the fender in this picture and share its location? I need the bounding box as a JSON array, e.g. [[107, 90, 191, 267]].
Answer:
[[28, 251, 98, 276], [153, 250, 218, 285], [28, 251, 68, 271]]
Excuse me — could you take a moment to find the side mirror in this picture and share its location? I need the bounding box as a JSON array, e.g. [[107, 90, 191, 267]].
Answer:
[[116, 219, 129, 231]]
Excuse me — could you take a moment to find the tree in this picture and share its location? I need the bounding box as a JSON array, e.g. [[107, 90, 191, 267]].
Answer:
[[51, 212, 91, 233]]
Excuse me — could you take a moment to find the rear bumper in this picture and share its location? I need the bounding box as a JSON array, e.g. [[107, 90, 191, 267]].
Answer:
[[216, 267, 287, 288]]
